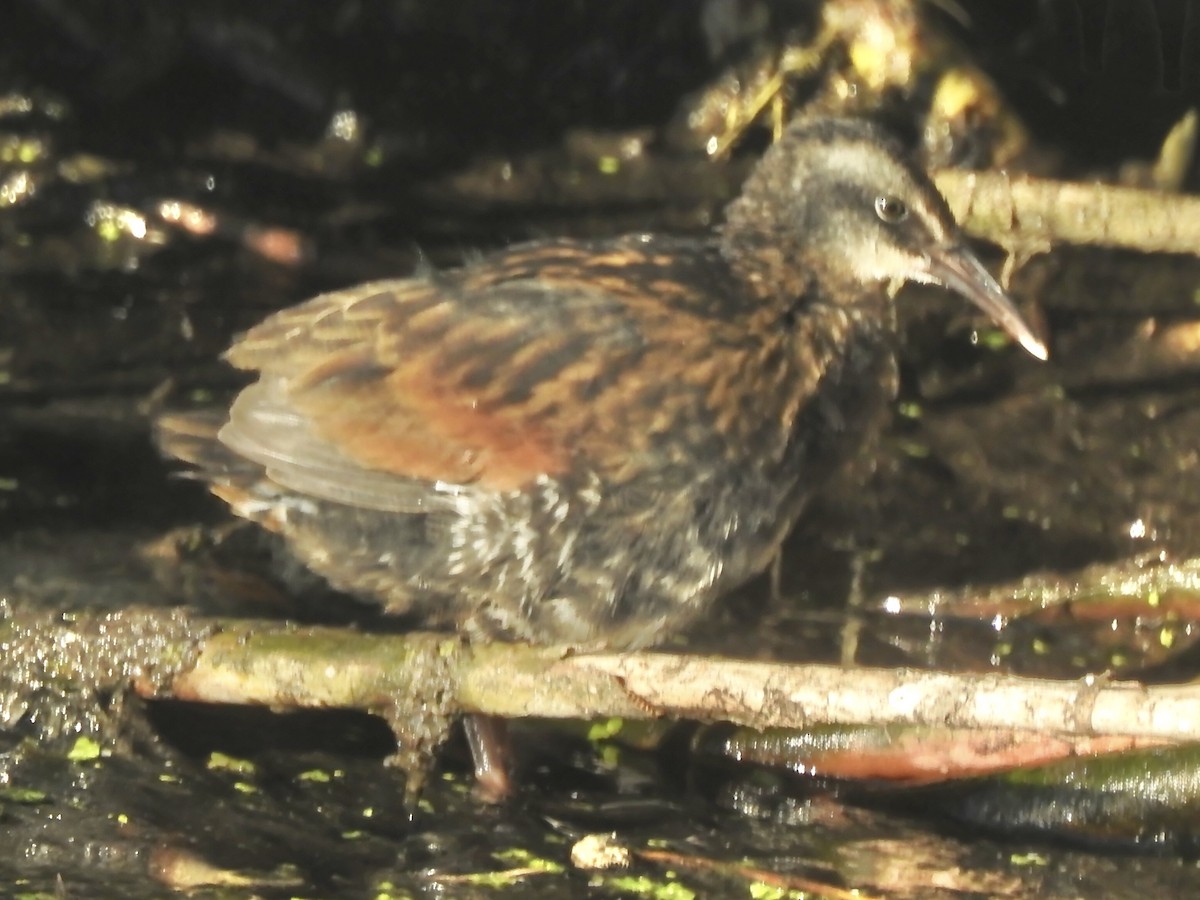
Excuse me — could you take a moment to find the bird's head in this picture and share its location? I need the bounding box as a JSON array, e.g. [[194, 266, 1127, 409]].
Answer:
[[722, 117, 1047, 360]]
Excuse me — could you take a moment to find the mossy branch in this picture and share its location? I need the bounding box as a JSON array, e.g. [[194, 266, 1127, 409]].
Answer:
[[4, 606, 1200, 764]]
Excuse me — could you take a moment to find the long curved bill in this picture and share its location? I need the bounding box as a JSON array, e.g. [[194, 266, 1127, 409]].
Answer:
[[926, 245, 1049, 361]]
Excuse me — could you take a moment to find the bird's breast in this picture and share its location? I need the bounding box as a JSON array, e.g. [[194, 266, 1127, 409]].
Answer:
[[705, 315, 898, 575]]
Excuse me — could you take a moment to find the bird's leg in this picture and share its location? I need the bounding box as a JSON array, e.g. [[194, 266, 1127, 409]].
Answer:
[[768, 549, 784, 603], [838, 543, 869, 667], [463, 714, 513, 803]]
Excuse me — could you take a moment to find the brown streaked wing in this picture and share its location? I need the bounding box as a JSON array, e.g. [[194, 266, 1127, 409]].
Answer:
[[216, 262, 726, 505], [224, 278, 433, 375]]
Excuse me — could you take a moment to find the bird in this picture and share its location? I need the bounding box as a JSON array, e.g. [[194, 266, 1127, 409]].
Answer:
[[157, 116, 1046, 797]]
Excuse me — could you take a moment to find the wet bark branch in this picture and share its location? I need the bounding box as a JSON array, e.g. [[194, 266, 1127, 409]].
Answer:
[[4, 607, 1199, 752], [197, 628, 1200, 740]]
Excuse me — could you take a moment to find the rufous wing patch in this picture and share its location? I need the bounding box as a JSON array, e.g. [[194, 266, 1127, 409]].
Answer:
[[289, 357, 569, 492]]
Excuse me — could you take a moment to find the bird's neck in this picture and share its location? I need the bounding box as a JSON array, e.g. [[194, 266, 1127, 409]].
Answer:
[[720, 223, 900, 459], [718, 223, 895, 343], [718, 220, 817, 308]]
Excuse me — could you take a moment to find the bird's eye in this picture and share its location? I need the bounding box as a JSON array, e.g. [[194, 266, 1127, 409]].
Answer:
[[874, 195, 909, 224]]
